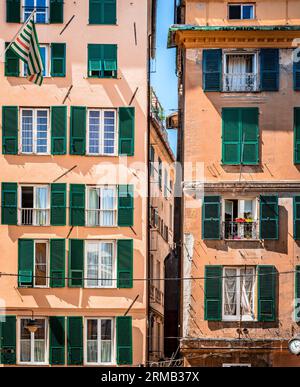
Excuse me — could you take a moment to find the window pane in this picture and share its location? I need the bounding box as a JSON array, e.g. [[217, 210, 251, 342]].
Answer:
[[87, 319, 98, 363], [35, 0, 47, 23], [22, 110, 33, 153], [87, 243, 99, 287], [24, 0, 34, 21], [229, 5, 241, 19], [101, 319, 112, 363], [101, 188, 116, 226], [35, 242, 47, 286], [103, 111, 116, 155], [34, 319, 46, 363], [100, 243, 113, 287], [243, 5, 254, 19], [89, 111, 100, 154], [240, 268, 254, 317], [36, 110, 48, 153], [224, 268, 237, 316], [88, 188, 101, 226], [35, 187, 48, 209], [20, 319, 31, 362]]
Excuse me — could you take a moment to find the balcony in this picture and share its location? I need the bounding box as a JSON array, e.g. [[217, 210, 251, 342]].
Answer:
[[20, 208, 50, 226], [150, 284, 164, 306], [222, 220, 258, 240], [86, 209, 117, 227], [223, 73, 258, 92]]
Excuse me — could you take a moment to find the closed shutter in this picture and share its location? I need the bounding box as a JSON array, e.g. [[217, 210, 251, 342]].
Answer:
[[5, 43, 19, 76], [2, 106, 18, 155], [260, 49, 279, 91], [0, 316, 16, 365], [88, 44, 117, 78], [68, 239, 84, 287], [202, 196, 221, 240], [204, 266, 222, 321], [51, 183, 66, 226], [119, 107, 135, 156], [51, 106, 67, 155], [67, 317, 83, 365], [51, 43, 66, 77], [6, 0, 20, 23], [294, 108, 300, 164], [69, 184, 85, 226], [257, 265, 277, 322], [116, 316, 132, 365], [50, 0, 64, 23], [202, 49, 222, 91], [295, 265, 300, 322], [89, 0, 116, 24], [118, 185, 134, 227], [294, 197, 300, 240], [18, 239, 34, 287], [50, 239, 65, 288], [293, 49, 300, 91], [49, 316, 65, 365], [222, 108, 240, 164], [1, 182, 18, 225], [259, 195, 279, 240], [241, 108, 259, 164], [70, 107, 86, 155], [117, 239, 133, 288]]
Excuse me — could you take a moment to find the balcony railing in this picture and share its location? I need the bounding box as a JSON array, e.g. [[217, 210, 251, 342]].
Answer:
[[20, 208, 50, 226], [223, 73, 258, 92], [86, 209, 117, 227], [222, 221, 258, 240]]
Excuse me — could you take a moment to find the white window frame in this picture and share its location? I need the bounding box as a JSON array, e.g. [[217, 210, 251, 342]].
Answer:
[[21, 45, 50, 78], [84, 240, 117, 289], [222, 266, 256, 322], [19, 184, 51, 226], [86, 185, 118, 227], [84, 317, 115, 366], [22, 0, 50, 24], [20, 108, 50, 155], [17, 317, 49, 365], [87, 109, 118, 156], [33, 240, 49, 288], [228, 3, 255, 20]]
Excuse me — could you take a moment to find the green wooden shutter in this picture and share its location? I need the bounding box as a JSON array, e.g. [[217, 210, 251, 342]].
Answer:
[[119, 107, 135, 156], [116, 316, 132, 365], [117, 239, 133, 288], [50, 0, 64, 23], [103, 44, 117, 77], [257, 265, 277, 322], [68, 239, 84, 287], [51, 43, 66, 77], [0, 316, 16, 365], [69, 184, 85, 226], [294, 108, 300, 164], [118, 185, 134, 227], [6, 0, 20, 22], [260, 49, 279, 91], [67, 317, 83, 365], [202, 49, 222, 91], [294, 50, 300, 91], [222, 108, 240, 164], [88, 44, 117, 78], [204, 266, 222, 321], [2, 106, 18, 155], [51, 106, 67, 155], [51, 183, 66, 226], [50, 316, 65, 365], [18, 239, 34, 287], [241, 108, 259, 165], [88, 44, 102, 77], [50, 239, 65, 288], [89, 0, 116, 24], [1, 182, 18, 225], [5, 43, 19, 76], [259, 195, 279, 240], [295, 265, 300, 322], [202, 196, 221, 240], [294, 197, 300, 240], [70, 106, 86, 155]]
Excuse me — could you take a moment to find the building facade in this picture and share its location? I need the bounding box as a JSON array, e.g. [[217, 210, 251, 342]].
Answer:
[[0, 0, 150, 366], [170, 0, 300, 367]]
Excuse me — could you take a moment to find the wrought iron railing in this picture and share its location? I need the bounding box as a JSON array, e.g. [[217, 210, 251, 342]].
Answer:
[[223, 73, 258, 92], [20, 208, 50, 226], [222, 221, 258, 240]]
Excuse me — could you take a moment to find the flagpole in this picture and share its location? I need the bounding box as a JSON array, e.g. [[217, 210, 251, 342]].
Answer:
[[0, 9, 36, 58]]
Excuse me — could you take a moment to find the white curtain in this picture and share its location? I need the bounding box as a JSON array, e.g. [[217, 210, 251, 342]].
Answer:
[[101, 188, 115, 226], [86, 243, 99, 287], [241, 269, 254, 317], [88, 188, 100, 226], [101, 320, 112, 363], [227, 55, 253, 91], [101, 243, 113, 287], [224, 269, 237, 316], [35, 187, 48, 225]]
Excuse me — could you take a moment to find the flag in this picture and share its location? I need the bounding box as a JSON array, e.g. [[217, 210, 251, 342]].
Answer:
[[9, 15, 44, 86]]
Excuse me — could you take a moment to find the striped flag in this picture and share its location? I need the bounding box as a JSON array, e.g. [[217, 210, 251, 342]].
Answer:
[[9, 15, 44, 86]]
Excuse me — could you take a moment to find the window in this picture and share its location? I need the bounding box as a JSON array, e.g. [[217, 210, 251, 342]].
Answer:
[[87, 186, 117, 226], [87, 109, 117, 155], [34, 240, 49, 287], [22, 45, 49, 77], [88, 44, 117, 78], [223, 267, 255, 321], [20, 185, 50, 225], [22, 0, 49, 23], [150, 145, 155, 176], [86, 318, 114, 365], [164, 169, 169, 198], [85, 241, 115, 288], [20, 108, 50, 154], [228, 3, 255, 20], [169, 203, 173, 231], [19, 318, 48, 364], [158, 158, 162, 190], [89, 0, 117, 25]]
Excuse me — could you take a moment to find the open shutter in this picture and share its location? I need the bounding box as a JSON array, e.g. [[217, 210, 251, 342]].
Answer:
[[2, 106, 18, 155], [260, 49, 279, 91], [116, 316, 132, 365], [68, 239, 84, 287], [50, 239, 65, 288], [118, 185, 134, 227], [88, 44, 102, 77], [89, 0, 116, 24], [202, 196, 221, 240], [50, 0, 64, 23], [18, 239, 34, 287], [51, 106, 67, 155], [293, 49, 300, 91], [119, 107, 135, 156], [204, 266, 222, 321], [67, 317, 83, 365], [241, 108, 259, 165], [0, 316, 16, 365], [50, 316, 65, 365], [294, 108, 300, 164], [1, 182, 18, 225], [70, 107, 86, 155], [259, 195, 279, 240], [51, 183, 66, 226], [51, 44, 66, 77], [117, 239, 133, 288], [69, 184, 85, 226], [295, 266, 300, 322], [5, 43, 19, 76], [257, 265, 277, 322], [202, 49, 222, 91], [222, 108, 240, 165], [294, 197, 300, 240], [6, 0, 20, 22]]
